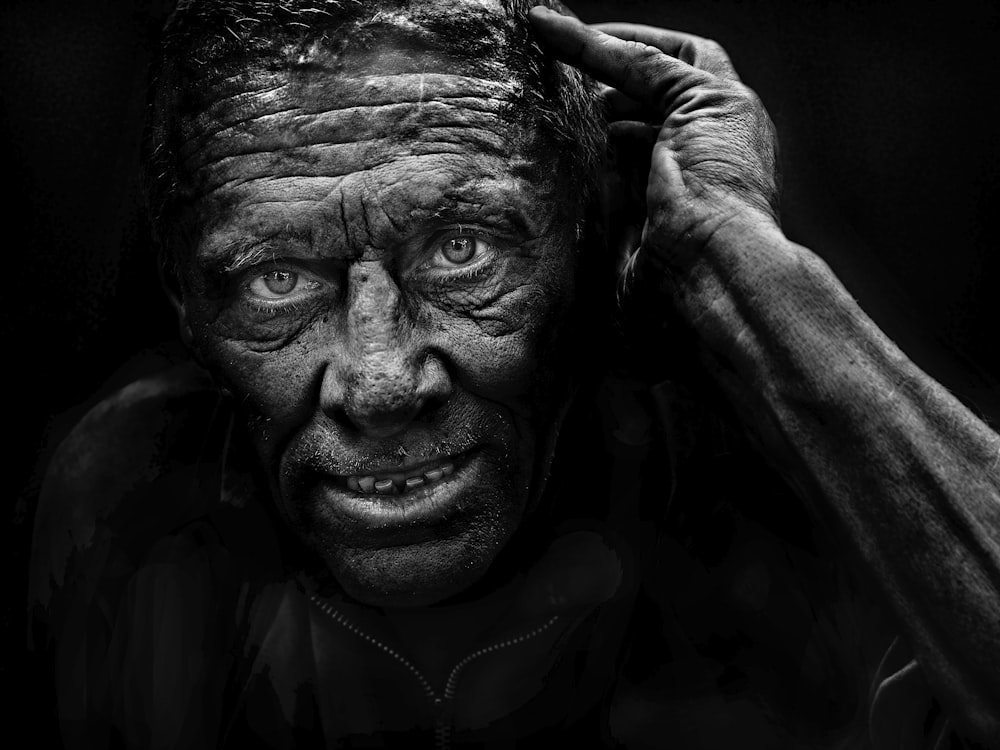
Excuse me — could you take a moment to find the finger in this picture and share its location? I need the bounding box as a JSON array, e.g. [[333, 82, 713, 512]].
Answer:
[[592, 22, 739, 82], [528, 6, 713, 115]]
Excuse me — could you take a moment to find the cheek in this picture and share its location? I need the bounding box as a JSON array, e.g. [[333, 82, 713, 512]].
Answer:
[[193, 330, 324, 443], [443, 321, 548, 403], [439, 274, 576, 407]]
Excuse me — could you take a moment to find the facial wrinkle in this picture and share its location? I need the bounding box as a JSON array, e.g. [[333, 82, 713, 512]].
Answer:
[[371, 185, 408, 238], [187, 135, 510, 194], [229, 99, 506, 141], [358, 186, 377, 259], [337, 188, 352, 259], [194, 157, 553, 266], [290, 73, 515, 111], [183, 87, 512, 175], [186, 78, 292, 137]]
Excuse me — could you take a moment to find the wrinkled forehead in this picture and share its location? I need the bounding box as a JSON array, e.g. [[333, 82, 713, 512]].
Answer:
[[177, 45, 528, 169], [163, 0, 530, 111], [146, 0, 602, 260], [165, 0, 553, 183]]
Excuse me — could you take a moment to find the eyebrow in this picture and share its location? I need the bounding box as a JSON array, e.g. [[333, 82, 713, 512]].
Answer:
[[429, 178, 559, 239], [422, 203, 533, 237], [220, 243, 281, 274], [197, 228, 318, 275]]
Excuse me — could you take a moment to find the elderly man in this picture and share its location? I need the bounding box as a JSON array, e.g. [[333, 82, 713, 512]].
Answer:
[[29, 0, 1000, 748]]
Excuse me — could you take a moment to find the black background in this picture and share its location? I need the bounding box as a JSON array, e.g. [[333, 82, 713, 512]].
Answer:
[[5, 0, 1000, 739]]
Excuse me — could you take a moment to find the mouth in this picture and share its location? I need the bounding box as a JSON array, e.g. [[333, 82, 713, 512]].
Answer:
[[338, 453, 464, 497], [315, 448, 480, 528]]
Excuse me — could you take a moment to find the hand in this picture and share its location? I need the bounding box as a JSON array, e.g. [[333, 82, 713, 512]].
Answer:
[[528, 6, 780, 277]]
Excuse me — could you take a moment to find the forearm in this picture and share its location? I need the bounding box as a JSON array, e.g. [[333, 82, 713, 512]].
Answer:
[[671, 211, 1000, 740]]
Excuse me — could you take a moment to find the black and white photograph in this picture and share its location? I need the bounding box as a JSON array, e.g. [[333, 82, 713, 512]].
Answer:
[[7, 0, 1000, 747]]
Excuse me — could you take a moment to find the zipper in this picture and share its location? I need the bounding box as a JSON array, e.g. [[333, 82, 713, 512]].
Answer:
[[310, 593, 560, 749]]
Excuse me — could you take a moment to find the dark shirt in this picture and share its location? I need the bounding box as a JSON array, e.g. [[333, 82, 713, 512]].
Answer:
[[28, 359, 977, 748]]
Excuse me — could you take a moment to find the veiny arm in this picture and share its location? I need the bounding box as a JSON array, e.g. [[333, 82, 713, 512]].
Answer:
[[530, 6, 1000, 743], [685, 211, 1000, 743]]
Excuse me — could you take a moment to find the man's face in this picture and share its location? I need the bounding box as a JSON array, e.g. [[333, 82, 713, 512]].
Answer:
[[173, 19, 582, 606]]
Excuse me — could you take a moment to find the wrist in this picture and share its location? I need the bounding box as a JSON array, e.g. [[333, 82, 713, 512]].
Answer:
[[647, 200, 787, 298], [645, 192, 783, 279], [659, 210, 840, 366]]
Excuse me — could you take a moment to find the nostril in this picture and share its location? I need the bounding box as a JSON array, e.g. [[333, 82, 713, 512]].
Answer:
[[413, 390, 447, 423], [319, 352, 453, 437], [339, 382, 422, 438], [323, 401, 359, 433], [349, 404, 423, 439], [339, 380, 449, 438]]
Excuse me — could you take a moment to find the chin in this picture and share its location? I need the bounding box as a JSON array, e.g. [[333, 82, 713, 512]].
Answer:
[[271, 430, 537, 608], [324, 531, 513, 608]]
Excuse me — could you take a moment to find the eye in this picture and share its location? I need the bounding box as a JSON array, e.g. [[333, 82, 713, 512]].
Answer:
[[436, 235, 489, 267], [415, 230, 504, 283], [247, 269, 319, 300]]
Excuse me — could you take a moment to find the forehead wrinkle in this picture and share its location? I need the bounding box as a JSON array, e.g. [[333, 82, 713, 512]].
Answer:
[[375, 171, 560, 241], [196, 72, 515, 124], [182, 101, 510, 172], [186, 77, 292, 136], [191, 148, 524, 215], [186, 133, 512, 198], [354, 165, 548, 247], [200, 96, 509, 142], [196, 165, 556, 266]]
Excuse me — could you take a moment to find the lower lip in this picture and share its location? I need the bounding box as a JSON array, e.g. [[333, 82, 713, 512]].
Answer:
[[318, 452, 479, 527]]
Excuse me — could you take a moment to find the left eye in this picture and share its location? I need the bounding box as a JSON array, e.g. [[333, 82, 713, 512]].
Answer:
[[437, 236, 487, 266], [248, 269, 316, 299]]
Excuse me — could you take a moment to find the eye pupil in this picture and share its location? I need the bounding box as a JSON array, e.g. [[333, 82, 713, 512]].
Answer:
[[442, 237, 476, 264], [263, 270, 297, 295]]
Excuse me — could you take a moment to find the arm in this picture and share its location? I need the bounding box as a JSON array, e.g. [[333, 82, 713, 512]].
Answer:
[[530, 6, 1000, 742], [28, 367, 240, 749]]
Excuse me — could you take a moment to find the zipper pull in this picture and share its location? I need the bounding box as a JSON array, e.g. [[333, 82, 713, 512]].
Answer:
[[433, 695, 453, 750]]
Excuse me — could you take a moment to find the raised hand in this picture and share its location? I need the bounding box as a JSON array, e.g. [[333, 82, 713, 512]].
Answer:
[[529, 6, 780, 277]]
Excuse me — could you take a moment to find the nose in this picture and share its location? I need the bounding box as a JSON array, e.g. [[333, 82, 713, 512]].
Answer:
[[320, 263, 451, 438]]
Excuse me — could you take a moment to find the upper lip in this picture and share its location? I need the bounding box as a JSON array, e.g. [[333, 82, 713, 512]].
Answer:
[[338, 451, 465, 479], [308, 445, 476, 479]]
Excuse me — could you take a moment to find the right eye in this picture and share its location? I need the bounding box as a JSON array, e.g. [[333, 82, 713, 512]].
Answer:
[[236, 263, 332, 314], [248, 269, 316, 300]]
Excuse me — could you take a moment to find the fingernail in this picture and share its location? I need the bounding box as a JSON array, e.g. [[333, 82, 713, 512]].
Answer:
[[530, 5, 557, 15]]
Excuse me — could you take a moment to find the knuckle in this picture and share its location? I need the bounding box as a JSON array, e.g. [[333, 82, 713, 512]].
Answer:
[[700, 38, 729, 59], [730, 82, 762, 108], [624, 38, 660, 61], [678, 38, 698, 61]]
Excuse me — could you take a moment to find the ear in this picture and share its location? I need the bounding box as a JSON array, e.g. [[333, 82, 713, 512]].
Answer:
[[598, 123, 690, 371], [158, 255, 195, 349], [166, 289, 196, 349], [600, 123, 656, 282]]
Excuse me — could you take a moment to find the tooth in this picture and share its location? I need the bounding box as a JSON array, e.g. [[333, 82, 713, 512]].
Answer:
[[375, 479, 395, 495], [405, 476, 425, 491], [423, 468, 443, 483], [359, 476, 376, 493], [347, 476, 361, 492], [440, 463, 454, 476]]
